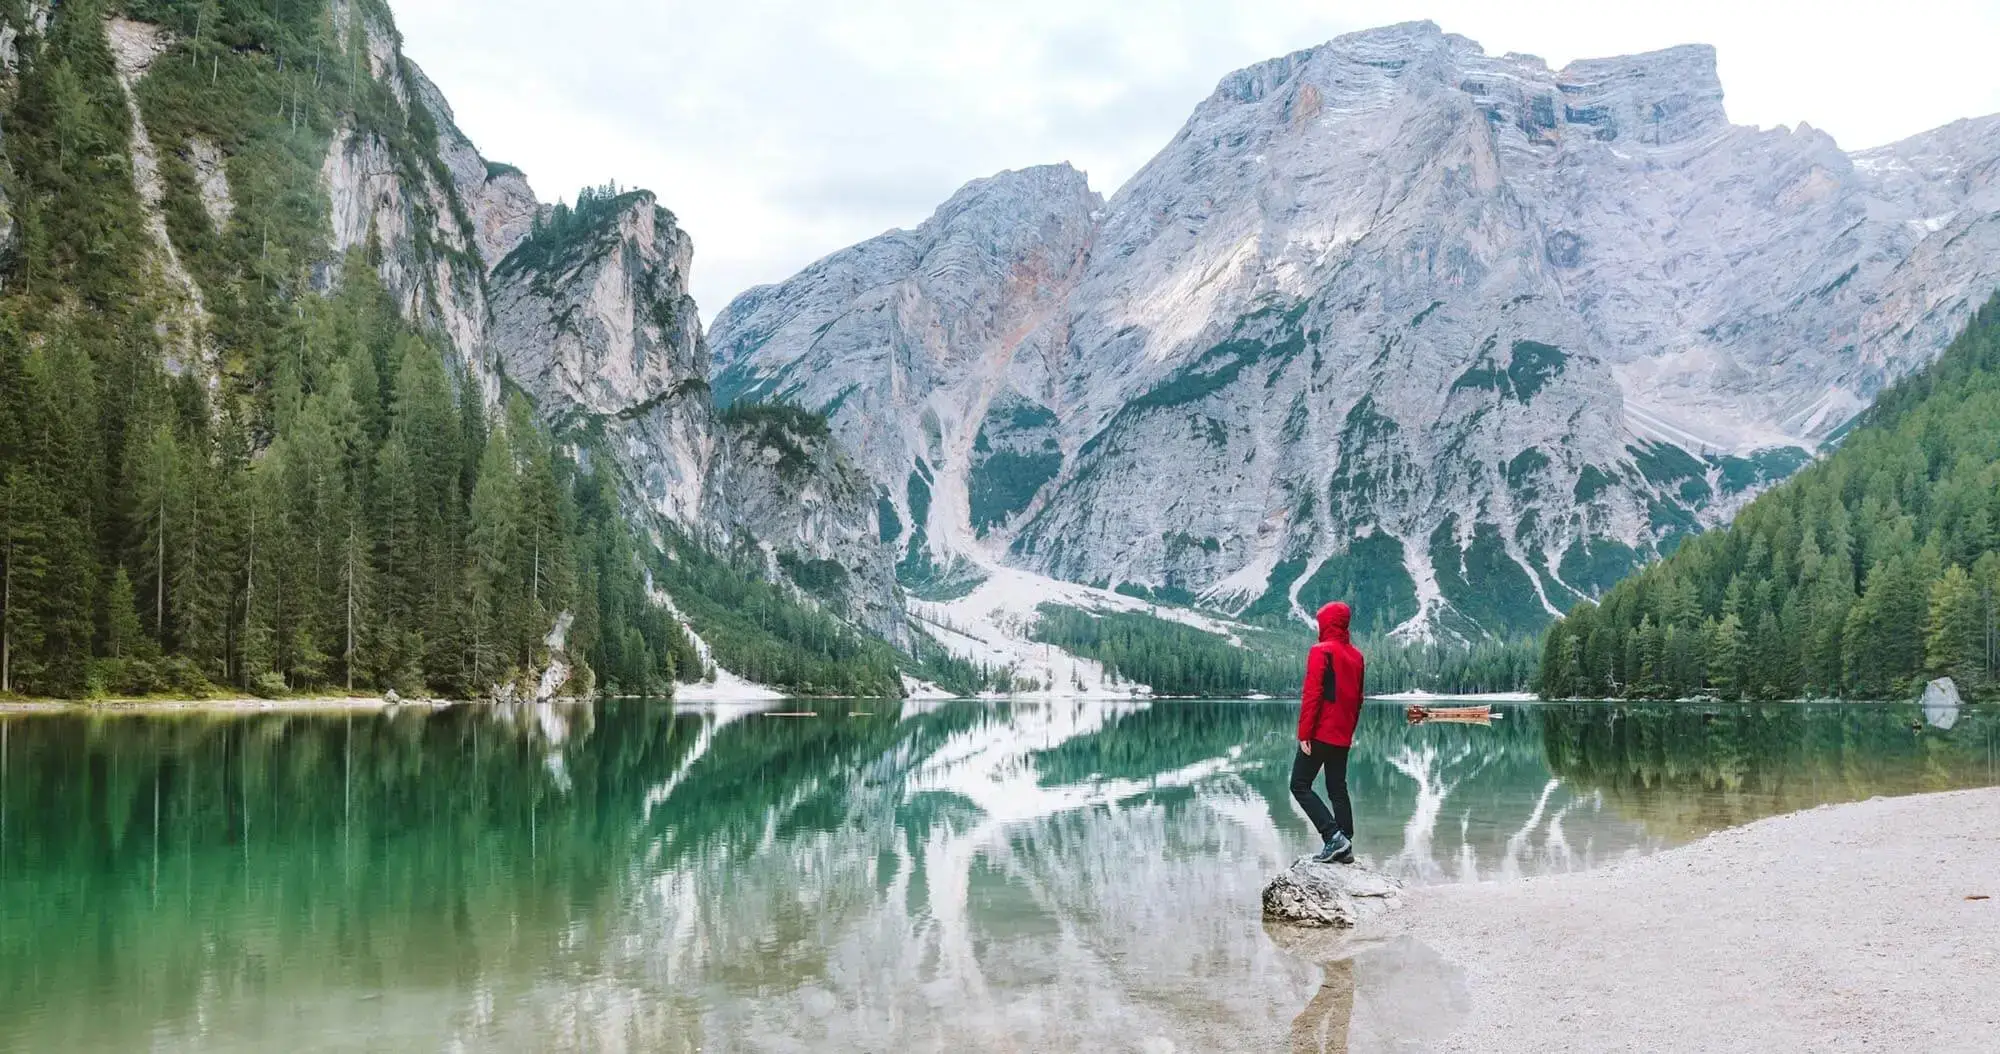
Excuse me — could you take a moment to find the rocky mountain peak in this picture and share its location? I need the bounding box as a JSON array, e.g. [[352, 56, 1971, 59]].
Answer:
[[310, 1, 913, 646], [1196, 25, 1730, 155], [716, 21, 2000, 644], [1555, 43, 1727, 146], [1209, 21, 1480, 105], [1853, 113, 2000, 214], [488, 189, 702, 420], [930, 162, 1099, 229], [1201, 21, 1462, 127]]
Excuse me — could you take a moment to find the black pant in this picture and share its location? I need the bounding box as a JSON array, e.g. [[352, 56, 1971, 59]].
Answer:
[[1290, 742, 1353, 843]]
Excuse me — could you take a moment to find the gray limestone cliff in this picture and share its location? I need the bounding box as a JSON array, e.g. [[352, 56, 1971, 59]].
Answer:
[[711, 22, 2000, 641], [312, 3, 907, 647], [712, 164, 1101, 594]]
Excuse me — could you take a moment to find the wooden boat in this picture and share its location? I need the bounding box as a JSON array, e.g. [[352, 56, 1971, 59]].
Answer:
[[1405, 704, 1497, 725]]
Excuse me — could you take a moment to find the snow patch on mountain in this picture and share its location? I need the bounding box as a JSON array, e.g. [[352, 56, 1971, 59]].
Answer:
[[909, 560, 1272, 698], [647, 584, 787, 702]]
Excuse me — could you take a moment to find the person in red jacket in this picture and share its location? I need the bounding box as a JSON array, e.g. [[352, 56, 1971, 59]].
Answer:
[[1292, 601, 1364, 864]]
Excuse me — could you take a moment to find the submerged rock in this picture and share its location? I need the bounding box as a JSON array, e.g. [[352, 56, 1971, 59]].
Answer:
[[1262, 857, 1405, 928]]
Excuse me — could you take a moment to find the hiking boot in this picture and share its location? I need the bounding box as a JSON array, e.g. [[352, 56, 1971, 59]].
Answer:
[[1313, 831, 1352, 864]]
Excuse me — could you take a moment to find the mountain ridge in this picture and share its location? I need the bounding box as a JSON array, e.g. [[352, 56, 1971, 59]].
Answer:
[[317, 0, 910, 651], [711, 20, 2000, 645]]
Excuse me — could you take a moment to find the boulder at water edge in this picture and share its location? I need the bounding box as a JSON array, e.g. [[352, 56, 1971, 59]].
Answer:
[[1262, 857, 1405, 928], [1922, 677, 1962, 731]]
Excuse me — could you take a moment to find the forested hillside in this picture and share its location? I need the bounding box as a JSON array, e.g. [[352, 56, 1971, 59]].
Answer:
[[1539, 296, 2000, 701], [0, 0, 690, 698]]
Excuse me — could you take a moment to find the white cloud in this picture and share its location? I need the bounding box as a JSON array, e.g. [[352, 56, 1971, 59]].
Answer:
[[391, 0, 2000, 318]]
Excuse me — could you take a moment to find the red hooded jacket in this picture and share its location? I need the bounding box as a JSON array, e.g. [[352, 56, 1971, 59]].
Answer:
[[1298, 602, 1365, 746]]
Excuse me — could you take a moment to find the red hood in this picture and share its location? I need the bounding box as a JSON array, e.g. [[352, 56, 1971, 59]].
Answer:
[[1317, 602, 1352, 645]]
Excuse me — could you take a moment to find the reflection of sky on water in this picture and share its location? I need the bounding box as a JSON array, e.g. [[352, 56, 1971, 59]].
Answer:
[[2, 700, 1995, 1051], [610, 700, 1312, 1049], [609, 700, 1659, 1050]]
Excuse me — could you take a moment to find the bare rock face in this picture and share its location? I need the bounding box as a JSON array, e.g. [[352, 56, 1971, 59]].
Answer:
[[314, 6, 493, 371], [313, 2, 905, 648], [711, 22, 2000, 642], [1848, 117, 2000, 397], [106, 16, 211, 379], [406, 60, 541, 272], [184, 137, 233, 230], [475, 196, 904, 641], [1263, 858, 1406, 928], [703, 410, 910, 644], [711, 164, 1101, 583], [489, 193, 704, 417]]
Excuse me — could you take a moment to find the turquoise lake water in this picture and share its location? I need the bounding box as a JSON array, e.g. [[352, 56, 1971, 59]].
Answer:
[[1, 699, 1994, 1051]]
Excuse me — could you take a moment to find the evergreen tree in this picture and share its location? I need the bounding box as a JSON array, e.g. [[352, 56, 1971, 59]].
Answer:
[[1539, 296, 2000, 702], [10, 347, 98, 695], [169, 434, 232, 679], [371, 436, 420, 632], [1847, 555, 1930, 698], [0, 2, 875, 701], [1708, 614, 1745, 702], [1752, 610, 1786, 701], [106, 568, 145, 661], [1978, 553, 2000, 686], [1538, 623, 1573, 699], [241, 456, 286, 690], [128, 422, 183, 644], [1926, 565, 1984, 688], [338, 515, 371, 693], [0, 338, 34, 694], [0, 465, 50, 695], [466, 421, 525, 687], [1637, 616, 1665, 697]]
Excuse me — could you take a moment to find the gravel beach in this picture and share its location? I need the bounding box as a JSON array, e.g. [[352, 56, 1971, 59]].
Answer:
[[1375, 787, 2000, 1052]]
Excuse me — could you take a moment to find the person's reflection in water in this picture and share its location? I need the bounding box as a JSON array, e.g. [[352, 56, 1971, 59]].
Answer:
[[1287, 957, 1355, 1053]]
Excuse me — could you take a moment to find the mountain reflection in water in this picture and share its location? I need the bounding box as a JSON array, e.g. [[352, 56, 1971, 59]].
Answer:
[[0, 699, 1993, 1051]]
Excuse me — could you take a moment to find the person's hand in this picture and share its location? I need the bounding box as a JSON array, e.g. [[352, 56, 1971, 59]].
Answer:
[[1299, 741, 1312, 756]]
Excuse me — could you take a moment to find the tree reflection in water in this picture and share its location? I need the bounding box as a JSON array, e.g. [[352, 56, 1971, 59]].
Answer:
[[0, 699, 1991, 1051]]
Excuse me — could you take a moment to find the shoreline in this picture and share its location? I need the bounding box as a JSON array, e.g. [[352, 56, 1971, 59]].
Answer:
[[2, 692, 1960, 715], [1364, 787, 2000, 1052], [1368, 690, 1537, 703], [0, 695, 438, 715]]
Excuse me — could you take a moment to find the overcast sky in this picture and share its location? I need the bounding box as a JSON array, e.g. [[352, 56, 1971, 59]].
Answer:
[[393, 0, 2000, 319]]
